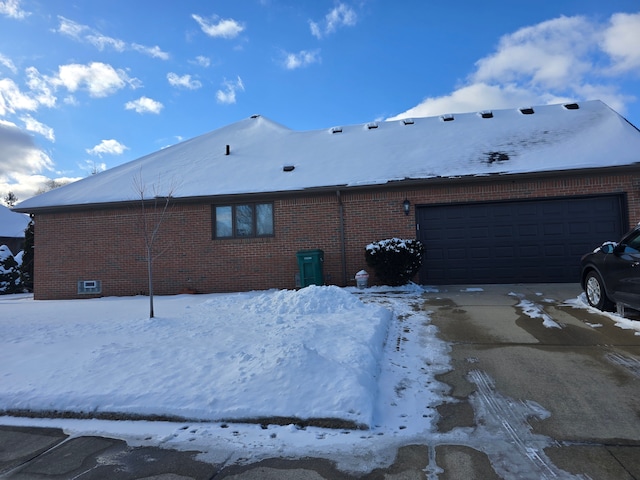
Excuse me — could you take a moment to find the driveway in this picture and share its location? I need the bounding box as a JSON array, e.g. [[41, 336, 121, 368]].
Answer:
[[1, 283, 640, 479], [426, 283, 640, 479]]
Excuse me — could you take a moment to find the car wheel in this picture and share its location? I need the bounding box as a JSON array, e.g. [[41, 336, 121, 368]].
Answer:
[[585, 271, 614, 311]]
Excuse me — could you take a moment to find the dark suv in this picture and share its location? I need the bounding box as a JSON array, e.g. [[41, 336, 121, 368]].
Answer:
[[580, 225, 640, 313]]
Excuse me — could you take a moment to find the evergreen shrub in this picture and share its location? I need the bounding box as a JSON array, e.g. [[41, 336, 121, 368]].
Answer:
[[365, 238, 424, 286]]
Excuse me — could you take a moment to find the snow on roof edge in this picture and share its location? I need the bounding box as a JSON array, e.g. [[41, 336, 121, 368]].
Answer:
[[14, 100, 640, 212]]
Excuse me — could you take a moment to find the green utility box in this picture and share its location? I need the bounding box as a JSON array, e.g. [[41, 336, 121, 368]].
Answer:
[[296, 249, 324, 287]]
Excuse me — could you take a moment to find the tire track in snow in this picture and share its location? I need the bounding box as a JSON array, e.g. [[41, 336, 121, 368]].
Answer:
[[606, 352, 640, 379], [467, 369, 590, 480]]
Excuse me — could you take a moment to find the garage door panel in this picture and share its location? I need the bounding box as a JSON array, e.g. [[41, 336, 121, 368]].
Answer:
[[417, 195, 625, 284], [470, 247, 491, 259], [494, 225, 514, 237], [544, 244, 566, 256], [568, 222, 591, 234], [470, 226, 490, 239], [518, 224, 539, 236], [596, 222, 623, 236], [518, 245, 541, 257], [544, 223, 564, 235], [543, 203, 564, 215], [446, 228, 467, 240]]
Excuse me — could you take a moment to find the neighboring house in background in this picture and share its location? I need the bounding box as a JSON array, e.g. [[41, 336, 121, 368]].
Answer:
[[14, 100, 640, 300], [0, 205, 29, 256]]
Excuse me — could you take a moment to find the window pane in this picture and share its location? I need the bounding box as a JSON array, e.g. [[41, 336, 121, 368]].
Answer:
[[256, 203, 273, 236], [235, 204, 254, 237], [215, 206, 232, 237]]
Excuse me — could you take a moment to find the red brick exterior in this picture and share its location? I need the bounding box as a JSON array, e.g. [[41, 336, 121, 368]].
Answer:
[[32, 169, 640, 299]]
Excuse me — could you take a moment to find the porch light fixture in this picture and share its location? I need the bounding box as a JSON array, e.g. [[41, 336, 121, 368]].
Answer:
[[403, 199, 410, 216]]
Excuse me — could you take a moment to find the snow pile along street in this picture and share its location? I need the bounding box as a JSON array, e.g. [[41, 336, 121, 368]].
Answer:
[[0, 286, 394, 428]]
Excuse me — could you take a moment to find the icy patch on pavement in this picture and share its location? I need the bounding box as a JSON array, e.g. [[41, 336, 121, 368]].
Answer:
[[510, 293, 561, 328]]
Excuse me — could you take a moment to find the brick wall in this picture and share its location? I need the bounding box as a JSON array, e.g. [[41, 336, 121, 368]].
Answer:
[[33, 169, 640, 299]]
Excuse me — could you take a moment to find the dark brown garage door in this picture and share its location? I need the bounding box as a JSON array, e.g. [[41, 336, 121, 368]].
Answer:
[[417, 195, 626, 284]]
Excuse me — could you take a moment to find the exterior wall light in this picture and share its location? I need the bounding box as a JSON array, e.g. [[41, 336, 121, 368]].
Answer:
[[403, 199, 410, 216]]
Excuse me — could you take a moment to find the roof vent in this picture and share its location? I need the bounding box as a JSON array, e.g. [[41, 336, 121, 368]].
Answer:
[[479, 111, 493, 119], [225, 144, 230, 155], [250, 114, 260, 119], [440, 114, 454, 122], [366, 122, 378, 129], [283, 165, 295, 172], [402, 118, 414, 125], [563, 102, 580, 110], [330, 126, 343, 134], [519, 107, 535, 115]]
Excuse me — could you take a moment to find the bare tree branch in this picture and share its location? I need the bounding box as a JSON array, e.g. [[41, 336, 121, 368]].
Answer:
[[133, 170, 178, 318]]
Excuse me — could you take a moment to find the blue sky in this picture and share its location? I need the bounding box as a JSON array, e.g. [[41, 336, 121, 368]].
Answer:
[[1, 0, 639, 203]]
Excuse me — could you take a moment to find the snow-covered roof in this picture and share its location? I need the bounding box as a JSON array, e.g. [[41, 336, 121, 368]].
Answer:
[[15, 100, 640, 211], [0, 205, 29, 236]]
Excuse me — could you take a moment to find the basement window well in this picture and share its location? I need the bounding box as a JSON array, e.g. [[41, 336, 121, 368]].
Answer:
[[78, 280, 101, 294]]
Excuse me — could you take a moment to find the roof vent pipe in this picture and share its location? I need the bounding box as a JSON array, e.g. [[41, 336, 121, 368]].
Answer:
[[225, 144, 230, 155]]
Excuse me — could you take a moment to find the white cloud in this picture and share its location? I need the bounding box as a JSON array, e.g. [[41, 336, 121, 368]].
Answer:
[[55, 16, 88, 39], [132, 44, 170, 60], [0, 53, 17, 74], [86, 139, 128, 157], [86, 33, 126, 52], [125, 96, 163, 114], [310, 3, 357, 39], [216, 76, 244, 104], [192, 14, 245, 39], [167, 73, 202, 90], [0, 121, 55, 200], [601, 12, 640, 74], [0, 78, 38, 115], [25, 67, 57, 108], [283, 49, 321, 70], [387, 83, 538, 121], [20, 115, 54, 142], [389, 13, 639, 121], [51, 62, 133, 98], [55, 16, 169, 60], [0, 0, 29, 19], [473, 16, 595, 90], [193, 55, 211, 68]]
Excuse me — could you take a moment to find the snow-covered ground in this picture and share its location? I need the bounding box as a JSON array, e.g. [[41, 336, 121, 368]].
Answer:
[[1, 284, 638, 472], [0, 284, 451, 470]]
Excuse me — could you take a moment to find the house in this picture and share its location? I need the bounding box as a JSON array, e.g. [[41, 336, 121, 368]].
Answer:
[[0, 205, 29, 256], [14, 100, 640, 300]]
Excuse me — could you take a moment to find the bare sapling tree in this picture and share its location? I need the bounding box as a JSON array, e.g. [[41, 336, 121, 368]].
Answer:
[[133, 172, 178, 318]]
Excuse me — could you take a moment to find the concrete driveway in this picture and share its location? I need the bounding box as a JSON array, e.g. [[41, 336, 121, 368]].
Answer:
[[1, 283, 640, 479], [427, 283, 640, 480]]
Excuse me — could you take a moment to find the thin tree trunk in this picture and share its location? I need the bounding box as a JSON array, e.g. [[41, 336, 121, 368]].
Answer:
[[148, 245, 154, 318]]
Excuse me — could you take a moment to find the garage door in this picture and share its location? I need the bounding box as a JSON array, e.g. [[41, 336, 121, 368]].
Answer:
[[417, 195, 626, 284]]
